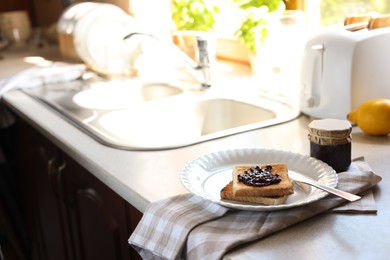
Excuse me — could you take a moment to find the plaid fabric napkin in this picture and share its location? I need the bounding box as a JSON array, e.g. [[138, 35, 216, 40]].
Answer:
[[129, 157, 382, 260], [329, 157, 379, 213]]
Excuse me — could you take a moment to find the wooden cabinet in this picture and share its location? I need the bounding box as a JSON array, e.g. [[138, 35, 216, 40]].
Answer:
[[16, 120, 142, 260]]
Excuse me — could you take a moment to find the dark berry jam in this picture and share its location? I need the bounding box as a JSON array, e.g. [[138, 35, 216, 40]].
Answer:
[[237, 165, 281, 187], [308, 119, 352, 173], [310, 142, 351, 172]]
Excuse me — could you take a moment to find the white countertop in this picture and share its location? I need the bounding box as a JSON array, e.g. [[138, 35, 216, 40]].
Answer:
[[2, 46, 390, 259]]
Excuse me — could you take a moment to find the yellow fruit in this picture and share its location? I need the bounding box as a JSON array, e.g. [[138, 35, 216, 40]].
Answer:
[[347, 99, 390, 135]]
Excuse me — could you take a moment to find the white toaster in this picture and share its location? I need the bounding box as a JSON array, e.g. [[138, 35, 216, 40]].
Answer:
[[300, 25, 390, 119]]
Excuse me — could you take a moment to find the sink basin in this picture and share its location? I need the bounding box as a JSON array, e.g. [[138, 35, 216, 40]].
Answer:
[[23, 77, 300, 150], [24, 78, 183, 110], [73, 81, 183, 110], [98, 97, 278, 148]]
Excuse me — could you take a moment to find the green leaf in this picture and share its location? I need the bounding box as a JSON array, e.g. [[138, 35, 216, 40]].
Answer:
[[235, 6, 270, 53], [172, 0, 220, 32], [232, 0, 282, 12]]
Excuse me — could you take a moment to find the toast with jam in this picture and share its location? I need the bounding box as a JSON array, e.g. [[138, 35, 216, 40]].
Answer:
[[220, 163, 294, 205]]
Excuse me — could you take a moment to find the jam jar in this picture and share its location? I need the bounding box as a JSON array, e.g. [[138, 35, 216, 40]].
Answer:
[[308, 119, 352, 173]]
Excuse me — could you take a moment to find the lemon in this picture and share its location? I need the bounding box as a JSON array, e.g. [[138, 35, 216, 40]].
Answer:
[[347, 99, 390, 135]]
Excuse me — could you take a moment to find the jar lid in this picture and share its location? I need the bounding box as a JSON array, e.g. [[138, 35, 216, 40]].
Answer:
[[308, 118, 352, 145]]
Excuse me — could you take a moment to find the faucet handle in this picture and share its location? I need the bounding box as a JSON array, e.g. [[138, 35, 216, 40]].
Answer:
[[196, 37, 208, 50], [196, 38, 210, 69], [195, 37, 211, 88]]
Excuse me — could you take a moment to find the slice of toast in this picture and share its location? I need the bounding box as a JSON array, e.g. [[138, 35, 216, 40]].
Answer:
[[220, 181, 288, 205], [220, 163, 294, 205]]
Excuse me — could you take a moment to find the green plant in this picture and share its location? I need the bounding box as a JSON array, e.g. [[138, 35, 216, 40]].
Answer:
[[234, 0, 282, 11], [234, 6, 269, 54], [233, 0, 284, 54], [172, 0, 220, 32]]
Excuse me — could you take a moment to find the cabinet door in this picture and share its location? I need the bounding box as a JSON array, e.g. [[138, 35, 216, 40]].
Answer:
[[17, 121, 71, 260], [60, 152, 139, 260], [17, 120, 142, 260]]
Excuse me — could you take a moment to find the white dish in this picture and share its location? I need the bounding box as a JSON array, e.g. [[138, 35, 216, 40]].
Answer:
[[73, 3, 136, 75], [180, 148, 337, 211]]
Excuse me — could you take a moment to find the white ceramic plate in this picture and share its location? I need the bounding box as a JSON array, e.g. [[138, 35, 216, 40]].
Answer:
[[73, 4, 136, 75], [180, 148, 337, 211]]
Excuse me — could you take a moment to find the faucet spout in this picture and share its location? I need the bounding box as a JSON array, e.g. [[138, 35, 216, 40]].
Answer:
[[196, 38, 211, 88], [124, 32, 211, 89]]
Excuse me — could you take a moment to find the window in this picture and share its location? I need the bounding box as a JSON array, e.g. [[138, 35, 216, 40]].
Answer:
[[320, 0, 390, 26], [206, 0, 390, 62], [214, 0, 390, 36]]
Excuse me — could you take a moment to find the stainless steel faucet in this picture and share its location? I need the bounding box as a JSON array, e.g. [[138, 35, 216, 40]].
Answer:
[[124, 32, 211, 89]]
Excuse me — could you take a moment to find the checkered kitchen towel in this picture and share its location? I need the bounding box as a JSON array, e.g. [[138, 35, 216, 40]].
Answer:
[[129, 157, 382, 260]]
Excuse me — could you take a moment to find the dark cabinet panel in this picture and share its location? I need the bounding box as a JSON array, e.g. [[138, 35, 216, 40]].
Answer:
[[18, 120, 69, 260], [63, 154, 133, 260], [0, 0, 32, 12], [16, 120, 142, 260]]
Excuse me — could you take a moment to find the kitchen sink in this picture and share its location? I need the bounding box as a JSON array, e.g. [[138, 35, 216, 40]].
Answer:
[[72, 82, 183, 110], [23, 77, 300, 150]]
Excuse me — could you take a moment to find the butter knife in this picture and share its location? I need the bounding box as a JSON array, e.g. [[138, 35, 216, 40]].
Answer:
[[289, 172, 361, 202]]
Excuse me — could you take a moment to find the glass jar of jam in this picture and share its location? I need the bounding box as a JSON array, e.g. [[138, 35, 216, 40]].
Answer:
[[308, 119, 352, 173]]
